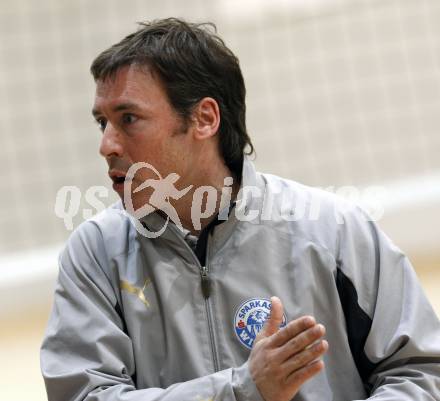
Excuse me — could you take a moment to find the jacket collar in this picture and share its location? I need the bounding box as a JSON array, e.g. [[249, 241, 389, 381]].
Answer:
[[135, 157, 263, 255]]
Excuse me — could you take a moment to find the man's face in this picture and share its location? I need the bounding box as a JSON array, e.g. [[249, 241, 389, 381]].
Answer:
[[92, 64, 195, 210]]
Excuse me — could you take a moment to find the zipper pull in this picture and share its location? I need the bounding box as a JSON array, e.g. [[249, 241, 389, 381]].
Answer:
[[201, 266, 211, 299]]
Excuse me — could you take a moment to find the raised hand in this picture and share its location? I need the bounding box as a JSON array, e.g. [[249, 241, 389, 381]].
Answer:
[[249, 297, 328, 401]]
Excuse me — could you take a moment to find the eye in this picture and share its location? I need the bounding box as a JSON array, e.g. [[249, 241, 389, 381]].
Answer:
[[121, 113, 138, 125], [95, 117, 107, 132]]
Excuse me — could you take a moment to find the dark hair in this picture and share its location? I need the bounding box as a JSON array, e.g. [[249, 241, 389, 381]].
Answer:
[[90, 18, 254, 179]]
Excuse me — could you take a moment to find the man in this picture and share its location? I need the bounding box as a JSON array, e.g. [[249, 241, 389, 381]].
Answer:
[[40, 18, 440, 401]]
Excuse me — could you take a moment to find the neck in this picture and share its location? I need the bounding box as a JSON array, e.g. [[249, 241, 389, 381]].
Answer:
[[173, 159, 240, 235]]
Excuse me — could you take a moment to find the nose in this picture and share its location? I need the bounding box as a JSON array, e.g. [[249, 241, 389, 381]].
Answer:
[[99, 122, 124, 158]]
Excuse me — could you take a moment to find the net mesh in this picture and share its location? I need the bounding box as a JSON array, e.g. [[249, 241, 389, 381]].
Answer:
[[1, 0, 439, 253]]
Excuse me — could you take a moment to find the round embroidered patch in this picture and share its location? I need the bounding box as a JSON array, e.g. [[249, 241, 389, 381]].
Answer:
[[234, 298, 287, 349]]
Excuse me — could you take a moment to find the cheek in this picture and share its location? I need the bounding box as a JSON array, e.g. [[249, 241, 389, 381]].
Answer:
[[129, 142, 176, 179], [126, 129, 191, 177], [125, 136, 161, 162]]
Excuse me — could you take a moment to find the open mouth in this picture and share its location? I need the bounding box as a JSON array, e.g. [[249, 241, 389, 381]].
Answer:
[[112, 176, 125, 184], [109, 170, 127, 186]]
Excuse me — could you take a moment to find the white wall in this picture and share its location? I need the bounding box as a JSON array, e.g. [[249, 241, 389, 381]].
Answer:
[[1, 0, 439, 400]]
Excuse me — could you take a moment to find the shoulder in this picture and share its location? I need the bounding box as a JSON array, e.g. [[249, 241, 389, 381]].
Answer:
[[60, 200, 136, 270], [257, 172, 387, 261]]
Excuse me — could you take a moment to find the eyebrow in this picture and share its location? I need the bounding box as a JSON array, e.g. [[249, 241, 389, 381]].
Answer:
[[92, 102, 143, 117]]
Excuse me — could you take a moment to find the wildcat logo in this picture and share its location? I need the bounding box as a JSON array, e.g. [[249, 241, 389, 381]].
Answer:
[[234, 298, 287, 349]]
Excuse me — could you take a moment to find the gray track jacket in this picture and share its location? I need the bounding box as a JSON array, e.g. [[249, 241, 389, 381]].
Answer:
[[41, 160, 440, 400]]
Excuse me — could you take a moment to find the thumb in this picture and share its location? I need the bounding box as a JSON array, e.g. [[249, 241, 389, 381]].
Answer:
[[255, 296, 284, 343]]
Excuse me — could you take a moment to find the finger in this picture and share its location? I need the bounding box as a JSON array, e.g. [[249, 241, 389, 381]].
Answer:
[[265, 296, 284, 335], [282, 340, 328, 376], [269, 315, 316, 347], [276, 324, 326, 362], [285, 359, 325, 390], [255, 296, 284, 342]]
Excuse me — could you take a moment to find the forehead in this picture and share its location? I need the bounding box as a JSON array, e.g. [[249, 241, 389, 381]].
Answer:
[[93, 64, 169, 112]]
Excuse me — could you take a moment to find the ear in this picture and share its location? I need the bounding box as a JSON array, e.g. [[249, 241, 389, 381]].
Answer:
[[191, 97, 220, 141]]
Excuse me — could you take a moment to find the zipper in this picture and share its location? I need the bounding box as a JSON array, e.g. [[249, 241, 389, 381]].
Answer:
[[201, 265, 211, 299], [203, 237, 221, 372], [167, 224, 220, 372]]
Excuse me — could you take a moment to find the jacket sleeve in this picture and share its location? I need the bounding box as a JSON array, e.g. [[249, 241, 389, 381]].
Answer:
[[40, 222, 263, 401], [337, 207, 440, 401]]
